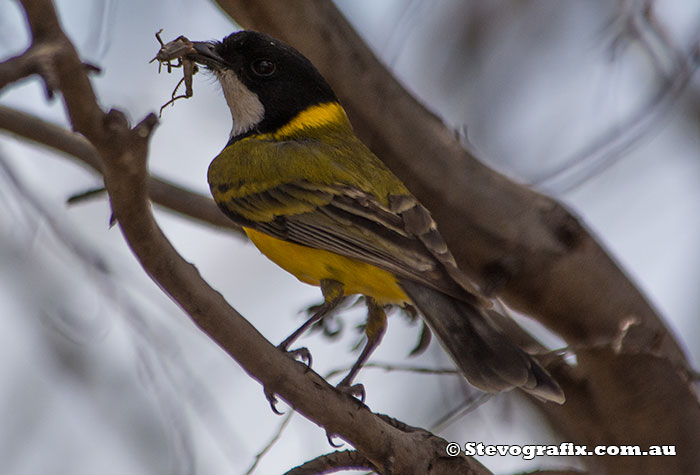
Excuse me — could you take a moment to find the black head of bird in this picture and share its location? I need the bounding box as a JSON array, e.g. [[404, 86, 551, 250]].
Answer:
[[191, 31, 337, 140]]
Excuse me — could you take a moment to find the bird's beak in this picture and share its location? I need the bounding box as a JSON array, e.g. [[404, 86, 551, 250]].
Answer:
[[190, 41, 226, 70]]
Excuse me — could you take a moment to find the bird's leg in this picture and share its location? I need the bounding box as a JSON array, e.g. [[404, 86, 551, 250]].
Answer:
[[337, 297, 388, 401], [278, 279, 345, 364], [266, 279, 345, 414]]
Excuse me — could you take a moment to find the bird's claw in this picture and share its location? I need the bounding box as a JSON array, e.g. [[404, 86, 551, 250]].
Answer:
[[263, 346, 314, 415], [326, 430, 344, 448], [283, 347, 312, 369], [337, 381, 366, 404], [264, 387, 285, 415]]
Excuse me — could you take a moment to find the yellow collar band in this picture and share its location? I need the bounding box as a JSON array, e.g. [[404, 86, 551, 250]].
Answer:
[[259, 102, 350, 140]]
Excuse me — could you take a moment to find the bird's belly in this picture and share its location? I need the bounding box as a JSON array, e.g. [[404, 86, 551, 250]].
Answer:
[[244, 228, 408, 304]]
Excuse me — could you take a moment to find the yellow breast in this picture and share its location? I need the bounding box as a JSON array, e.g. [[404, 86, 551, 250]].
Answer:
[[244, 228, 408, 305]]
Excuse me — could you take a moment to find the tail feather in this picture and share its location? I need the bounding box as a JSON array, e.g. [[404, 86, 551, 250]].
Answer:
[[399, 280, 565, 404]]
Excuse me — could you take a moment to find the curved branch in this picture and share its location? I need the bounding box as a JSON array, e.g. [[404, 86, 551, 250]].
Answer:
[[212, 1, 700, 474], [519, 471, 586, 475], [284, 450, 376, 475]]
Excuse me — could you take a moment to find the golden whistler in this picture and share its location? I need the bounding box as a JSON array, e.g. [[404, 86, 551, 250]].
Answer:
[[185, 31, 564, 403]]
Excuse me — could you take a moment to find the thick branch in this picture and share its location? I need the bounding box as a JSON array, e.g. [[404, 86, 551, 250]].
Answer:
[[8, 1, 491, 473], [213, 1, 700, 473]]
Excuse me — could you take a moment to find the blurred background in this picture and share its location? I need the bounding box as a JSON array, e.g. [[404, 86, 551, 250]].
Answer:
[[0, 0, 698, 473]]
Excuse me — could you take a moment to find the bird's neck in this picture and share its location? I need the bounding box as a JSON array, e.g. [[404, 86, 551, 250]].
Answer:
[[228, 101, 352, 146]]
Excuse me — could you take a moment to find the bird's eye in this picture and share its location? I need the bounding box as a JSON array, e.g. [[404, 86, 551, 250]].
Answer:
[[251, 59, 276, 76]]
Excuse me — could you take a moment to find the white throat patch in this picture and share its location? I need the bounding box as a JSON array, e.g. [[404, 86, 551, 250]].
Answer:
[[214, 69, 265, 139]]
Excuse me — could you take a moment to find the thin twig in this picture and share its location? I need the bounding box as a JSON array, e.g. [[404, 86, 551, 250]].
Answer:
[[246, 411, 295, 475], [535, 1, 700, 193], [430, 393, 492, 434], [325, 362, 459, 382]]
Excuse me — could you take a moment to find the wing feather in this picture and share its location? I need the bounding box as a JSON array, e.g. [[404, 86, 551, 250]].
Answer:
[[216, 179, 485, 304]]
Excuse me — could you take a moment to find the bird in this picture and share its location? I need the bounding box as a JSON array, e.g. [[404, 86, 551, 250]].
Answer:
[[185, 30, 564, 404]]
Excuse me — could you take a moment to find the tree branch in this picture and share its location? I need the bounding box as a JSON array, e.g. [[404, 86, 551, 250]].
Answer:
[[519, 471, 586, 475], [212, 1, 700, 473], [284, 450, 376, 475], [0, 105, 238, 231], [4, 1, 492, 473]]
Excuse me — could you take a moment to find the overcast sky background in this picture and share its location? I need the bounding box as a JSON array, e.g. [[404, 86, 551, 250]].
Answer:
[[1, 1, 699, 474]]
